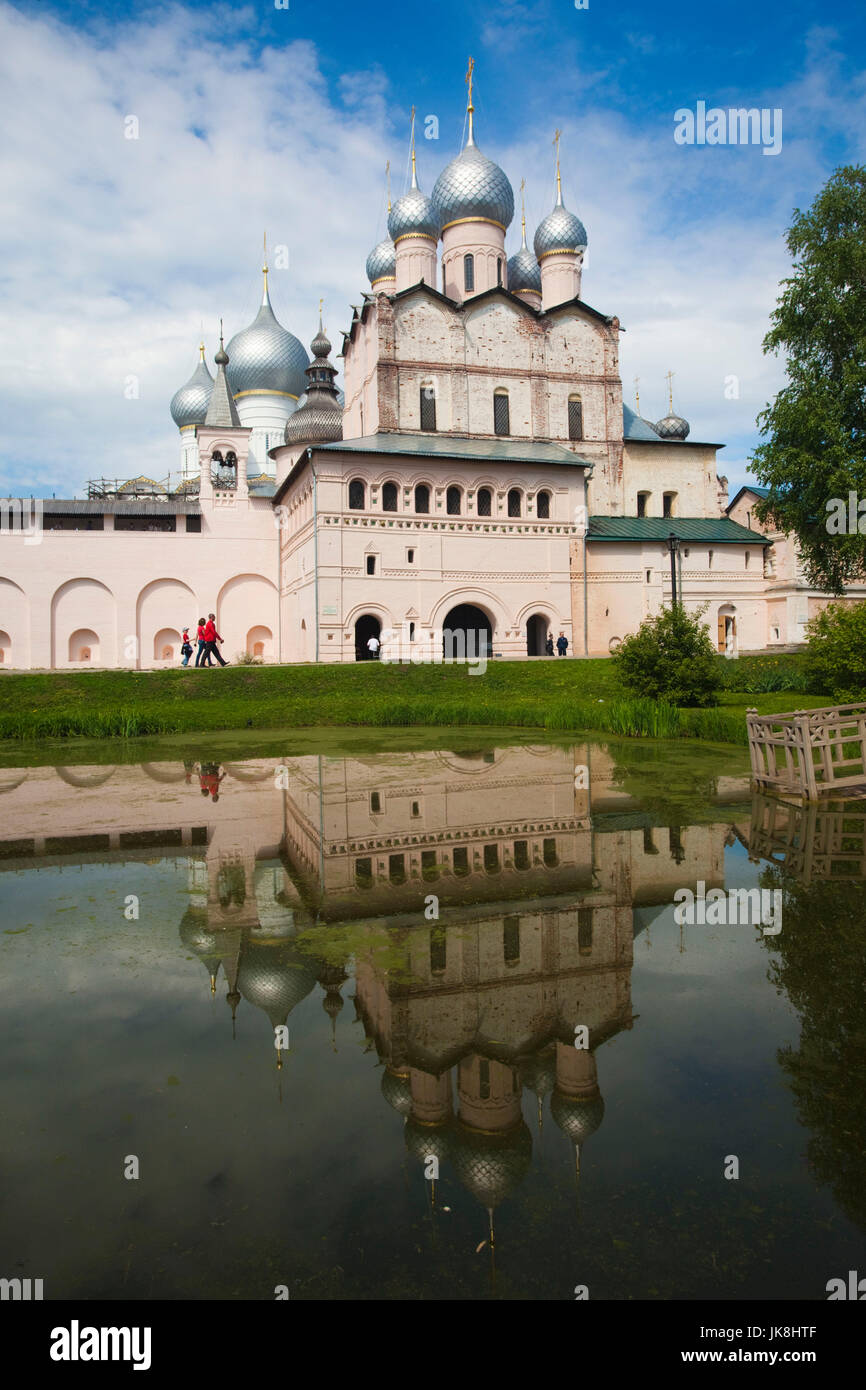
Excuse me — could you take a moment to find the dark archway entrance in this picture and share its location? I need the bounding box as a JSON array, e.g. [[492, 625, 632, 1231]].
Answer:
[[526, 612, 549, 656], [442, 604, 492, 660], [354, 614, 381, 661]]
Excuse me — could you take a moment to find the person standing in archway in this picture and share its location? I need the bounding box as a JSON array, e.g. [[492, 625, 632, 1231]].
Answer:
[[366, 632, 381, 661], [556, 632, 569, 656], [545, 633, 554, 656]]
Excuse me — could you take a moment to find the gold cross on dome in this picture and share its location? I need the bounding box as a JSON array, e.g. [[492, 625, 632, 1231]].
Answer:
[[665, 369, 675, 411], [465, 56, 474, 105], [633, 376, 640, 413]]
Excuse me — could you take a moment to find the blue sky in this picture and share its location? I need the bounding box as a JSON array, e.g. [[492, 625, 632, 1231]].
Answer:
[[2, 0, 865, 494]]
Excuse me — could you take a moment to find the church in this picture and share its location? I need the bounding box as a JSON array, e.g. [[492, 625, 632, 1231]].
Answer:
[[1, 70, 849, 671]]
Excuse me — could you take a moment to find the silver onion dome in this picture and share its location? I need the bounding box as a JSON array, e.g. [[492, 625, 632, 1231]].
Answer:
[[653, 412, 691, 440], [432, 134, 515, 232], [388, 160, 439, 243], [534, 181, 587, 261], [284, 313, 343, 446], [170, 346, 213, 429], [366, 237, 396, 287], [507, 244, 541, 295], [225, 272, 309, 400], [236, 941, 318, 1029], [550, 1090, 605, 1144], [452, 1122, 532, 1209], [381, 1066, 413, 1115]]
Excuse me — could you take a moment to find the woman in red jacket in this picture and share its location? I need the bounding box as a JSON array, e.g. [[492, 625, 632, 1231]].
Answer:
[[202, 613, 228, 667], [194, 618, 207, 667]]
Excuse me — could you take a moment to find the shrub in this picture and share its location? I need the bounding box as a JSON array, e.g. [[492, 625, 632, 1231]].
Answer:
[[720, 654, 809, 694], [803, 601, 866, 702], [613, 604, 723, 707]]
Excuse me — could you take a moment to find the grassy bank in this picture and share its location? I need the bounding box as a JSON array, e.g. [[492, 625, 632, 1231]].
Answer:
[[0, 655, 830, 746]]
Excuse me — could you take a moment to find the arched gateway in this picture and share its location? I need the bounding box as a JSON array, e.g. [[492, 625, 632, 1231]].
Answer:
[[442, 604, 492, 660]]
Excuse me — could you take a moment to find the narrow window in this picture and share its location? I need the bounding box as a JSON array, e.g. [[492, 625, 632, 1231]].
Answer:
[[464, 254, 475, 292], [349, 478, 365, 510], [415, 483, 430, 513], [496, 257, 503, 287], [411, 800, 420, 817], [366, 555, 376, 575], [507, 488, 521, 518], [669, 826, 684, 861], [370, 792, 381, 813], [637, 491, 649, 518], [388, 853, 406, 885], [745, 551, 750, 569], [568, 395, 583, 441], [663, 491, 676, 518], [536, 490, 550, 519], [407, 548, 415, 564], [708, 549, 714, 569], [543, 837, 558, 866], [452, 845, 469, 876], [642, 825, 656, 854], [421, 849, 437, 879], [409, 621, 415, 641], [477, 487, 492, 517], [479, 1059, 490, 1100], [382, 481, 398, 512], [446, 486, 461, 515], [578, 908, 593, 954], [494, 390, 510, 436], [514, 839, 529, 870], [419, 386, 436, 432], [504, 915, 520, 964], [430, 925, 447, 973], [484, 843, 500, 873]]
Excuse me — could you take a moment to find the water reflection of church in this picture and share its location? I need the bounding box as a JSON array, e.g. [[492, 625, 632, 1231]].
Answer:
[[1, 745, 755, 1226]]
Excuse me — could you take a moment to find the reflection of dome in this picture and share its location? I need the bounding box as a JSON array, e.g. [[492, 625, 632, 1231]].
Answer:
[[179, 906, 223, 990], [432, 138, 514, 232], [653, 413, 690, 441], [452, 1121, 532, 1209], [170, 346, 213, 429], [381, 1066, 413, 1115], [405, 1117, 452, 1164], [366, 238, 396, 288], [236, 941, 318, 1028], [226, 277, 309, 400], [519, 1051, 557, 1100], [551, 1090, 605, 1144]]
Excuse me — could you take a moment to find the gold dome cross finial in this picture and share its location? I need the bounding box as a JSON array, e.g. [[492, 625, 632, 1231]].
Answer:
[[465, 55, 475, 141], [553, 128, 563, 200], [385, 158, 391, 213], [665, 368, 676, 412], [634, 375, 640, 414], [410, 104, 417, 182]]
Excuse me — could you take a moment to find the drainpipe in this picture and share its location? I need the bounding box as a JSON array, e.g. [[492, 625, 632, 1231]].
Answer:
[[309, 447, 320, 663], [582, 463, 594, 656]]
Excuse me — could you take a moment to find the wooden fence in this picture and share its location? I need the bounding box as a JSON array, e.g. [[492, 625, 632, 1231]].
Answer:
[[746, 702, 866, 799]]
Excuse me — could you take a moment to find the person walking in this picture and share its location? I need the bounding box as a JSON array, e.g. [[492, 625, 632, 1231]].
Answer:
[[366, 633, 381, 660], [180, 629, 193, 667], [545, 633, 554, 656], [203, 613, 228, 667], [194, 618, 207, 667], [556, 632, 569, 656]]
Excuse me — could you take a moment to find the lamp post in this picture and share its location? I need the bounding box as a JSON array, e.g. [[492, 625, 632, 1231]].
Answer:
[[667, 532, 680, 608]]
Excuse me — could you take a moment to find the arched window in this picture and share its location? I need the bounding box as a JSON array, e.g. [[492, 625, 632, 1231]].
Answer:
[[507, 488, 521, 518], [637, 491, 649, 518], [663, 490, 677, 518], [494, 389, 510, 436], [496, 257, 503, 287], [382, 481, 398, 512], [414, 483, 430, 513], [463, 254, 475, 292], [225, 451, 237, 468], [446, 486, 462, 516], [348, 478, 365, 510], [568, 395, 583, 441], [536, 490, 550, 519], [212, 450, 223, 464], [477, 487, 492, 517], [419, 384, 436, 432]]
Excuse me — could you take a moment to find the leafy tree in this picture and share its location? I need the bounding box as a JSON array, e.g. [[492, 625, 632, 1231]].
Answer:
[[751, 166, 866, 593], [613, 604, 722, 706], [803, 599, 866, 701]]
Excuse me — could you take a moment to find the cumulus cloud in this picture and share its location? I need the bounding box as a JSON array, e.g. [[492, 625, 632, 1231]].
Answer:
[[1, 4, 863, 496]]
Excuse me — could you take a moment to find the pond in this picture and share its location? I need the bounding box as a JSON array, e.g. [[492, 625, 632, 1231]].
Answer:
[[1, 733, 864, 1300]]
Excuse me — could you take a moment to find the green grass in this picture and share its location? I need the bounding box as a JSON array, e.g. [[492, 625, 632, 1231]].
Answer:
[[0, 653, 832, 747]]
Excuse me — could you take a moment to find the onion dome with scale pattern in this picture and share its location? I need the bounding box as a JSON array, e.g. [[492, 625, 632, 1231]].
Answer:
[[236, 940, 318, 1030], [452, 1121, 532, 1210], [388, 156, 439, 245], [431, 105, 514, 234], [653, 412, 691, 440], [283, 312, 343, 446], [225, 268, 309, 402], [170, 344, 214, 429], [507, 202, 542, 298], [405, 1116, 453, 1165], [550, 1089, 605, 1145], [366, 237, 396, 289], [534, 180, 587, 262], [381, 1066, 413, 1116]]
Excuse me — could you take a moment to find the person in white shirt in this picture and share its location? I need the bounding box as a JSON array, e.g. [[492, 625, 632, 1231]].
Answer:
[[366, 634, 381, 660]]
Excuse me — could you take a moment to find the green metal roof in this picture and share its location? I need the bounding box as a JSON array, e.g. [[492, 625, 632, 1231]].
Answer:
[[588, 515, 769, 544], [318, 432, 592, 468]]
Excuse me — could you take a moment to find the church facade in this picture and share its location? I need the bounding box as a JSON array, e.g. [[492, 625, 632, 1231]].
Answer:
[[1, 83, 849, 671]]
